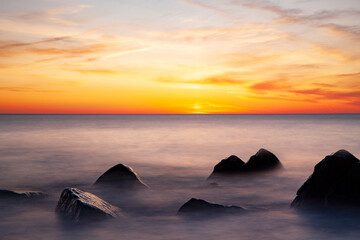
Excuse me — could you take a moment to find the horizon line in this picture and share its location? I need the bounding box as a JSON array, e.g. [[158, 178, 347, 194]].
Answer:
[[1, 113, 360, 115]]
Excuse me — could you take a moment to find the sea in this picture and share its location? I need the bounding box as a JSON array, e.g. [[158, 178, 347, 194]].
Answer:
[[0, 114, 360, 240]]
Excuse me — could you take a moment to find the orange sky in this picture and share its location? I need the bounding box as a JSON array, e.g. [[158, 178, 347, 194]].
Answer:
[[1, 0, 360, 114]]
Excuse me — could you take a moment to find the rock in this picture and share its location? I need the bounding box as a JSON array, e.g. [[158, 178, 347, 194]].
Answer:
[[213, 155, 245, 174], [208, 149, 281, 178], [244, 148, 282, 172], [0, 189, 46, 200], [291, 150, 360, 209], [56, 188, 123, 222], [177, 198, 245, 216], [94, 163, 148, 189]]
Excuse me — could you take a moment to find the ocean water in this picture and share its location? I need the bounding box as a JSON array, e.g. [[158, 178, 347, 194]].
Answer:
[[0, 114, 360, 240]]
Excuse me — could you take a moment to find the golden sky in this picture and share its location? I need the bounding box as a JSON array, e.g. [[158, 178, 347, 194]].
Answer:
[[0, 0, 359, 113]]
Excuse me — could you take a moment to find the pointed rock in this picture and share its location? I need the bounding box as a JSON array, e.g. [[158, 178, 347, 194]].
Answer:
[[177, 198, 245, 216], [208, 155, 245, 178], [55, 188, 123, 222], [208, 149, 282, 179], [94, 164, 148, 189], [245, 148, 282, 172], [291, 150, 360, 209]]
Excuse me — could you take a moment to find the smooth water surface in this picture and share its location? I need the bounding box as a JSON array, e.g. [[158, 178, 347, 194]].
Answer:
[[1, 114, 360, 240]]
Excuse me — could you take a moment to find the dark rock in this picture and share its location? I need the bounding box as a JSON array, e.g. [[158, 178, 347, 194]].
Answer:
[[214, 155, 245, 173], [208, 155, 245, 178], [94, 163, 148, 189], [177, 198, 245, 216], [0, 189, 46, 200], [291, 150, 360, 209], [244, 148, 282, 172], [208, 149, 282, 178], [55, 188, 123, 222]]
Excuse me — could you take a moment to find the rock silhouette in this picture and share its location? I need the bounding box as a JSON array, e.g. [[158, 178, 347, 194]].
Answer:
[[211, 155, 245, 175], [208, 148, 282, 178], [55, 188, 123, 222], [245, 148, 282, 171], [177, 198, 245, 216], [291, 149, 360, 209], [94, 163, 148, 189], [0, 189, 46, 200]]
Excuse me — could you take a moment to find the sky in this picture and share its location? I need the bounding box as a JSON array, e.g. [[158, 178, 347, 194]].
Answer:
[[0, 0, 359, 114]]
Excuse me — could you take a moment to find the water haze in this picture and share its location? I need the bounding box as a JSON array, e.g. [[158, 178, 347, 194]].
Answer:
[[1, 114, 360, 240]]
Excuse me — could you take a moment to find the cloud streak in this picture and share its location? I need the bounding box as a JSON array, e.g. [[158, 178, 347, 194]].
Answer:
[[239, 0, 360, 39], [158, 73, 247, 85], [248, 79, 360, 106], [0, 36, 70, 50], [0, 87, 63, 93], [178, 0, 227, 15], [20, 4, 92, 26]]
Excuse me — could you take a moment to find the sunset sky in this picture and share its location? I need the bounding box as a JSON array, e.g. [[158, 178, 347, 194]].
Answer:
[[0, 0, 359, 114]]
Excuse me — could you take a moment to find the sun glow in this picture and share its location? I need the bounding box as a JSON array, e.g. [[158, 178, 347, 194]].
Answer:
[[0, 0, 359, 113]]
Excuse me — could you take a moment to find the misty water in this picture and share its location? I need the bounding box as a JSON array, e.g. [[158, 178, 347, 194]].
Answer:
[[1, 114, 360, 240]]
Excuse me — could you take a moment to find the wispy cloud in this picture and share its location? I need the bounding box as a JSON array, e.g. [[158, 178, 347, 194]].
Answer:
[[238, 0, 360, 40], [158, 72, 247, 85], [292, 88, 360, 102], [240, 1, 360, 24], [249, 79, 291, 91], [0, 0, 359, 113], [0, 34, 150, 66], [337, 72, 360, 78], [0, 87, 63, 93], [319, 23, 360, 39], [313, 44, 358, 62], [98, 47, 152, 61], [69, 69, 119, 75], [0, 36, 70, 50], [178, 0, 227, 15], [312, 82, 336, 88], [248, 78, 360, 106], [20, 4, 92, 26], [0, 39, 112, 59]]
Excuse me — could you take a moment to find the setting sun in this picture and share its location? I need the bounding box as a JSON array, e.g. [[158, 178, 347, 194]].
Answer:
[[0, 0, 359, 114]]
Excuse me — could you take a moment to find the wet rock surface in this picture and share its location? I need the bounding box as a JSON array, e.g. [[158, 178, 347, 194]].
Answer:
[[55, 188, 123, 222], [94, 163, 148, 189], [177, 198, 245, 216], [209, 148, 282, 178], [291, 150, 360, 209], [0, 189, 46, 200]]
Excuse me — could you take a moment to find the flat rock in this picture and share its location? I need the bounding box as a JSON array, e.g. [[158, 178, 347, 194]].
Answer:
[[177, 198, 245, 216], [208, 148, 282, 178], [0, 189, 46, 200], [55, 188, 123, 222], [94, 163, 148, 189], [291, 150, 360, 209]]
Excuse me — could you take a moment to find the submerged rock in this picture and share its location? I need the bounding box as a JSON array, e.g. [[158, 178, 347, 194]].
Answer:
[[291, 150, 360, 209], [55, 188, 123, 222], [208, 149, 282, 178], [94, 163, 148, 189], [0, 189, 46, 200], [177, 198, 245, 216]]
